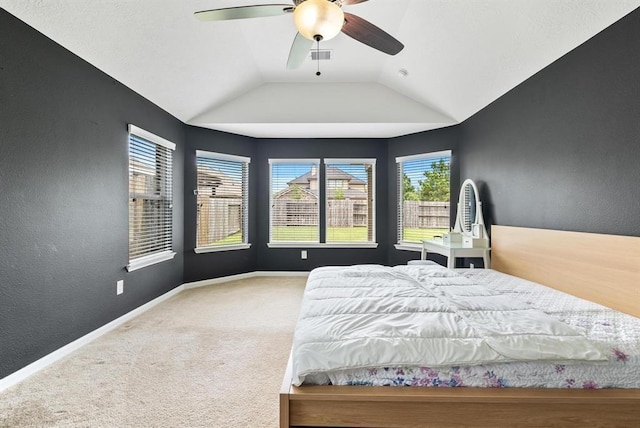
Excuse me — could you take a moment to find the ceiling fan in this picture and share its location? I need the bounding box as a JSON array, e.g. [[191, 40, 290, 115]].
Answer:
[[195, 0, 404, 70]]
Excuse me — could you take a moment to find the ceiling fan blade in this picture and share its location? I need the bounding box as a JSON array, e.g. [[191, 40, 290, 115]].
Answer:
[[195, 5, 293, 21], [341, 12, 404, 56], [287, 32, 314, 69], [341, 0, 370, 5]]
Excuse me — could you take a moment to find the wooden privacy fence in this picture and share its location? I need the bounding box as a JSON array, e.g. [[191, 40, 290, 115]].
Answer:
[[326, 200, 368, 227], [270, 199, 449, 228], [197, 197, 242, 246], [402, 201, 450, 228], [272, 199, 318, 226], [272, 199, 367, 227]]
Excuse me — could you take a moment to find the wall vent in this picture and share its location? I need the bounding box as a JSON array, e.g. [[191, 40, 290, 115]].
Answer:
[[310, 50, 332, 61]]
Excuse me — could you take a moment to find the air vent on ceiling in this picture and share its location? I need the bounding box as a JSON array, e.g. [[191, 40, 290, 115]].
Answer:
[[310, 50, 332, 61]]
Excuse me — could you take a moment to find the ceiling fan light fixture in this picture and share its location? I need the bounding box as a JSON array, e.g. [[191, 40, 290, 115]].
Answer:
[[294, 0, 345, 41]]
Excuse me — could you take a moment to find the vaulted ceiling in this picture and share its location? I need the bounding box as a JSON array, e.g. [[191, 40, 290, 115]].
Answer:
[[2, 0, 639, 138]]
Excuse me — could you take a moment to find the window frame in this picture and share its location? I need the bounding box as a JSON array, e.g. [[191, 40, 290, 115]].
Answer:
[[394, 150, 452, 252], [267, 158, 378, 249], [323, 158, 377, 247], [268, 158, 321, 248], [126, 124, 176, 272], [194, 150, 251, 254]]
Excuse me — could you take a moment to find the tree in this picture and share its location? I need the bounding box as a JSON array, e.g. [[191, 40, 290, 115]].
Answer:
[[333, 188, 345, 200], [418, 159, 450, 202], [402, 173, 419, 201]]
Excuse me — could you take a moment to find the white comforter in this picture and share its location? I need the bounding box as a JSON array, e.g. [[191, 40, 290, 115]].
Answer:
[[292, 265, 605, 386]]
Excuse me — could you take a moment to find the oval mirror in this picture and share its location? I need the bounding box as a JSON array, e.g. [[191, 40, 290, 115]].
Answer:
[[453, 179, 487, 239], [461, 180, 477, 233]]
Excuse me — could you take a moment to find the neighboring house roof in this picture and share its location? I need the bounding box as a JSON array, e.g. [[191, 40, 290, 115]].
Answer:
[[273, 186, 367, 201], [273, 186, 317, 200], [326, 167, 366, 185], [280, 166, 368, 200], [288, 171, 315, 186], [287, 166, 365, 186], [197, 166, 242, 198]]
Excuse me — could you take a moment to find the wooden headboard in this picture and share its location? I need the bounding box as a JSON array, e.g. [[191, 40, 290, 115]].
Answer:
[[491, 225, 640, 318]]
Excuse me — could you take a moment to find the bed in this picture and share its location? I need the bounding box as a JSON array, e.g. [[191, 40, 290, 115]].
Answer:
[[279, 226, 640, 427]]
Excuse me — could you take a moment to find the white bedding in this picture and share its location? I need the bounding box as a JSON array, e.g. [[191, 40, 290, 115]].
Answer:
[[292, 264, 607, 386]]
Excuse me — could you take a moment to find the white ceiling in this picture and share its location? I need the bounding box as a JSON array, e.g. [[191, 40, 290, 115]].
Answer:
[[2, 0, 639, 138]]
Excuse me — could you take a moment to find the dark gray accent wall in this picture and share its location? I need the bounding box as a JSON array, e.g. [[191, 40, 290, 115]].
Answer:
[[460, 8, 640, 237], [3, 3, 639, 383], [183, 126, 257, 283], [0, 10, 184, 379], [387, 126, 461, 266], [254, 138, 388, 270]]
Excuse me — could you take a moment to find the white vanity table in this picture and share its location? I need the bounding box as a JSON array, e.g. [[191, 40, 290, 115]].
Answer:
[[421, 239, 491, 269], [420, 178, 491, 269]]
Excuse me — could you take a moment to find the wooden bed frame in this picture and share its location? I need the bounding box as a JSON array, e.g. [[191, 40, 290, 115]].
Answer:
[[279, 226, 640, 427]]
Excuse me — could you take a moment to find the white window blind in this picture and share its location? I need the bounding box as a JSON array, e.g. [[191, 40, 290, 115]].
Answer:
[[195, 151, 250, 251], [396, 150, 451, 245], [127, 125, 175, 271], [324, 159, 376, 243], [269, 159, 320, 244]]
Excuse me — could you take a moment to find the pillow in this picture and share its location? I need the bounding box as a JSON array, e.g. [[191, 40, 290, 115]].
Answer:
[[407, 260, 438, 266]]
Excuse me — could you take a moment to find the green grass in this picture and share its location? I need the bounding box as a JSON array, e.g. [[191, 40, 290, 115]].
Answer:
[[269, 226, 448, 243], [271, 226, 369, 242], [206, 231, 243, 246], [401, 227, 449, 242], [207, 227, 449, 245], [271, 226, 319, 241], [326, 227, 368, 242]]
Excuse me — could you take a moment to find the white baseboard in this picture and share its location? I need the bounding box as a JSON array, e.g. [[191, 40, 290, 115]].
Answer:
[[1, 270, 309, 393], [183, 271, 309, 289], [0, 284, 185, 393]]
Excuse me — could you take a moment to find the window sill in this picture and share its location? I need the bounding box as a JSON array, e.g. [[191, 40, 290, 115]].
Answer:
[[267, 242, 379, 249], [127, 251, 176, 272], [394, 243, 422, 252], [194, 243, 252, 254]]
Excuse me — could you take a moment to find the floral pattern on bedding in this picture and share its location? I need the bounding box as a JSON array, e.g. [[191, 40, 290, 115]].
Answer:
[[332, 348, 638, 389], [332, 355, 637, 388], [320, 269, 640, 389]]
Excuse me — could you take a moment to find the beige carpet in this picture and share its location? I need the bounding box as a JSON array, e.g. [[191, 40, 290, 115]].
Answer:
[[0, 276, 307, 428]]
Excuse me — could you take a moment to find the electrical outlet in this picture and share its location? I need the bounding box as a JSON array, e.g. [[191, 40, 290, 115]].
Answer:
[[116, 280, 124, 295], [301, 250, 307, 260]]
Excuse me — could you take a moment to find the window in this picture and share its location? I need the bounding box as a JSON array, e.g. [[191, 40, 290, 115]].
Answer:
[[396, 150, 451, 246], [327, 179, 346, 189], [324, 159, 375, 244], [127, 125, 176, 271], [269, 159, 320, 245], [195, 151, 250, 253]]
